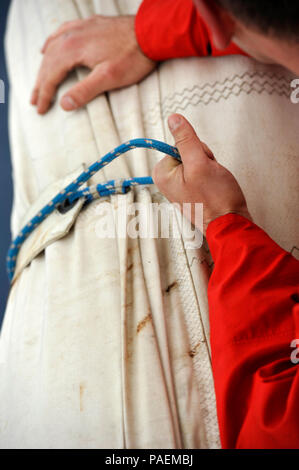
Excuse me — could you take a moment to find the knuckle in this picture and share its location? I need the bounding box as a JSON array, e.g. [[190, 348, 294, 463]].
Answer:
[[102, 62, 118, 79], [61, 32, 79, 50], [174, 131, 193, 147], [73, 86, 88, 104], [71, 80, 94, 104], [39, 87, 54, 100]]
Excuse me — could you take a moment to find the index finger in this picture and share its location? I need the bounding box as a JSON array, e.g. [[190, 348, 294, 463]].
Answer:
[[41, 19, 82, 53]]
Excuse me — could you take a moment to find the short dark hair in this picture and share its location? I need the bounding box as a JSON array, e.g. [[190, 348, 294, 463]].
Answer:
[[215, 0, 299, 41]]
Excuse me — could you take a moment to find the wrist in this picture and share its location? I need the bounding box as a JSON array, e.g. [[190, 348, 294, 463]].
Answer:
[[204, 209, 252, 235]]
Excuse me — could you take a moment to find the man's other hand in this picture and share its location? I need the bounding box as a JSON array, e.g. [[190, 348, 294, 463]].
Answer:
[[31, 15, 156, 114], [152, 114, 252, 234]]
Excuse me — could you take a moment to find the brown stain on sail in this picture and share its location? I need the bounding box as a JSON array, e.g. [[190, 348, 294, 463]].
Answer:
[[127, 263, 133, 272], [188, 342, 201, 358], [165, 281, 177, 294], [125, 336, 133, 362], [136, 313, 152, 334], [80, 383, 85, 412]]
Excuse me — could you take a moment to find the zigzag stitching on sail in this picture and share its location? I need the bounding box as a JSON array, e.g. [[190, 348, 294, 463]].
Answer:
[[160, 71, 291, 106], [142, 71, 292, 126]]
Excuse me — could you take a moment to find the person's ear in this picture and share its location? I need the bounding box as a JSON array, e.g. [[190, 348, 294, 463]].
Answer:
[[193, 0, 236, 49]]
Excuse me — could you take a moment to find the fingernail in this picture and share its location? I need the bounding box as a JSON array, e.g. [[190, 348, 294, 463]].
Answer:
[[61, 95, 77, 110], [168, 115, 182, 131]]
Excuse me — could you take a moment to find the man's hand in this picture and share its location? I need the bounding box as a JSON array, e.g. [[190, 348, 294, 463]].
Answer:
[[152, 114, 251, 234], [31, 15, 156, 114]]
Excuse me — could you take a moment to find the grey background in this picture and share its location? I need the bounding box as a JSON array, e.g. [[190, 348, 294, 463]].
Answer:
[[0, 0, 13, 328]]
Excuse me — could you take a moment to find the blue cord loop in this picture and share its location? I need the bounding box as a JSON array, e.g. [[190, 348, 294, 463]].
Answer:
[[6, 139, 181, 281]]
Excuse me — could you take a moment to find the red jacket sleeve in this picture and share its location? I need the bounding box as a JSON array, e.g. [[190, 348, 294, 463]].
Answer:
[[206, 213, 299, 449], [135, 0, 246, 61]]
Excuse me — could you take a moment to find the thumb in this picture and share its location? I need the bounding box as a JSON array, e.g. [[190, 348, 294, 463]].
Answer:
[[168, 114, 215, 168], [60, 65, 109, 111]]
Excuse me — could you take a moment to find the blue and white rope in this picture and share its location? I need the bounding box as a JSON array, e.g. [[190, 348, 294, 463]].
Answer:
[[7, 138, 181, 281]]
